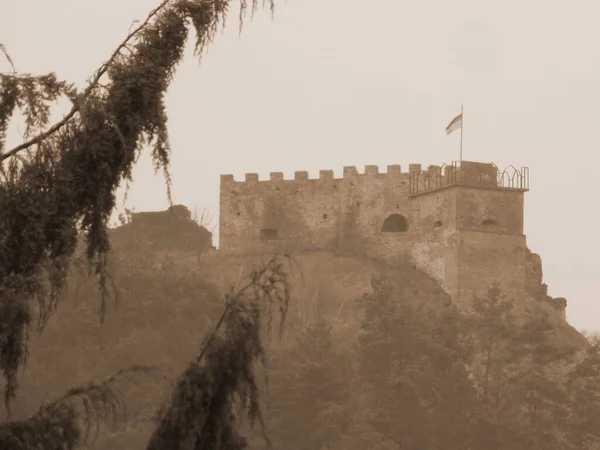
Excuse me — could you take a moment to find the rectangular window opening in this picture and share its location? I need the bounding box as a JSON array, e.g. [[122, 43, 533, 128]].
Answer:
[[260, 229, 278, 242]]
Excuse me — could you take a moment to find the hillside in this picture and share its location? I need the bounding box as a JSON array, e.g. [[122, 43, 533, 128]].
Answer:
[[2, 206, 592, 450]]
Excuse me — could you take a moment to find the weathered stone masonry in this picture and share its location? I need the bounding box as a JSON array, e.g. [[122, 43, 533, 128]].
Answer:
[[218, 160, 560, 314]]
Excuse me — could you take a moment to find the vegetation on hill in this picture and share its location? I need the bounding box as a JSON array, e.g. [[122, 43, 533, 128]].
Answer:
[[251, 274, 600, 450], [3, 195, 600, 450], [0, 214, 292, 449]]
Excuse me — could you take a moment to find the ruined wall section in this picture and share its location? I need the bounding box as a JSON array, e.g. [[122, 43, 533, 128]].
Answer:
[[112, 205, 214, 256], [524, 249, 568, 322]]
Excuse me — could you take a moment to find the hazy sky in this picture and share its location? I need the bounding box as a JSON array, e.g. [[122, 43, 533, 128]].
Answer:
[[2, 0, 599, 332]]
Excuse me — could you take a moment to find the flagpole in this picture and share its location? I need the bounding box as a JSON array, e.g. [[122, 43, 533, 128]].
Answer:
[[459, 104, 463, 166]]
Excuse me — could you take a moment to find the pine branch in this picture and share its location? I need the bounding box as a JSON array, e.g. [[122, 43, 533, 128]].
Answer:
[[0, 365, 163, 449], [0, 0, 174, 162], [146, 255, 292, 449]]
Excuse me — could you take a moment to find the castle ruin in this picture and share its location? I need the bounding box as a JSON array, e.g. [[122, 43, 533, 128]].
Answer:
[[219, 161, 557, 313]]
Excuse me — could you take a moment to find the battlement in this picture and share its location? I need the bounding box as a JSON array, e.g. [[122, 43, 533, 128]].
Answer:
[[220, 164, 422, 184], [219, 162, 530, 187]]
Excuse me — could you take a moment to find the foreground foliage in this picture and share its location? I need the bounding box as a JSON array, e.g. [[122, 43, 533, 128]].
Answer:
[[0, 251, 291, 449], [0, 0, 273, 408], [0, 366, 159, 450], [146, 256, 290, 449], [1, 0, 284, 448]]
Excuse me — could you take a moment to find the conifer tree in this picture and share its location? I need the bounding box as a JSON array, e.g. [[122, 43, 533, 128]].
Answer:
[[261, 318, 351, 450], [565, 334, 600, 449], [356, 275, 475, 449], [1, 0, 288, 448]]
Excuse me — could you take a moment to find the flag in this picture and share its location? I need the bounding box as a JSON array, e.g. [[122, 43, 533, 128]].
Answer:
[[445, 112, 463, 135]]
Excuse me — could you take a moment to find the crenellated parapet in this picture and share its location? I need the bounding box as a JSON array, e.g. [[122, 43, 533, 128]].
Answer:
[[220, 160, 530, 202], [219, 164, 418, 185]]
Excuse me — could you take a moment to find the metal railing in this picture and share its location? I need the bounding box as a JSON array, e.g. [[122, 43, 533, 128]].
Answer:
[[409, 162, 530, 195]]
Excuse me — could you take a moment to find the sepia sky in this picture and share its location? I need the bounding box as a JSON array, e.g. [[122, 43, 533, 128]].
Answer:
[[2, 0, 599, 332]]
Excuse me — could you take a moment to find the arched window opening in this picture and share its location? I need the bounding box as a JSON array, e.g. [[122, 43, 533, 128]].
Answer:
[[482, 218, 497, 226], [260, 229, 278, 242], [382, 214, 408, 233]]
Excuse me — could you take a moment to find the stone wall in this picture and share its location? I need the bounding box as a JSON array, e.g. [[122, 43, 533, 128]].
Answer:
[[111, 205, 214, 256], [457, 230, 528, 309], [219, 165, 416, 256], [455, 186, 524, 234], [219, 161, 538, 313], [407, 183, 527, 307], [219, 171, 341, 255], [408, 187, 458, 294]]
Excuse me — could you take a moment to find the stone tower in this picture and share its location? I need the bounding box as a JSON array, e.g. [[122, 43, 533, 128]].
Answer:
[[408, 162, 529, 307], [218, 161, 534, 308]]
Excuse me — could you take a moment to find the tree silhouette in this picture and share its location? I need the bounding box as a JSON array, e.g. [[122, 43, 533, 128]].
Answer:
[[1, 0, 288, 448]]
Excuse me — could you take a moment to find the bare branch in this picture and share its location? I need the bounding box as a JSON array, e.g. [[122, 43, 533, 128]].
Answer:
[[0, 44, 16, 73]]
